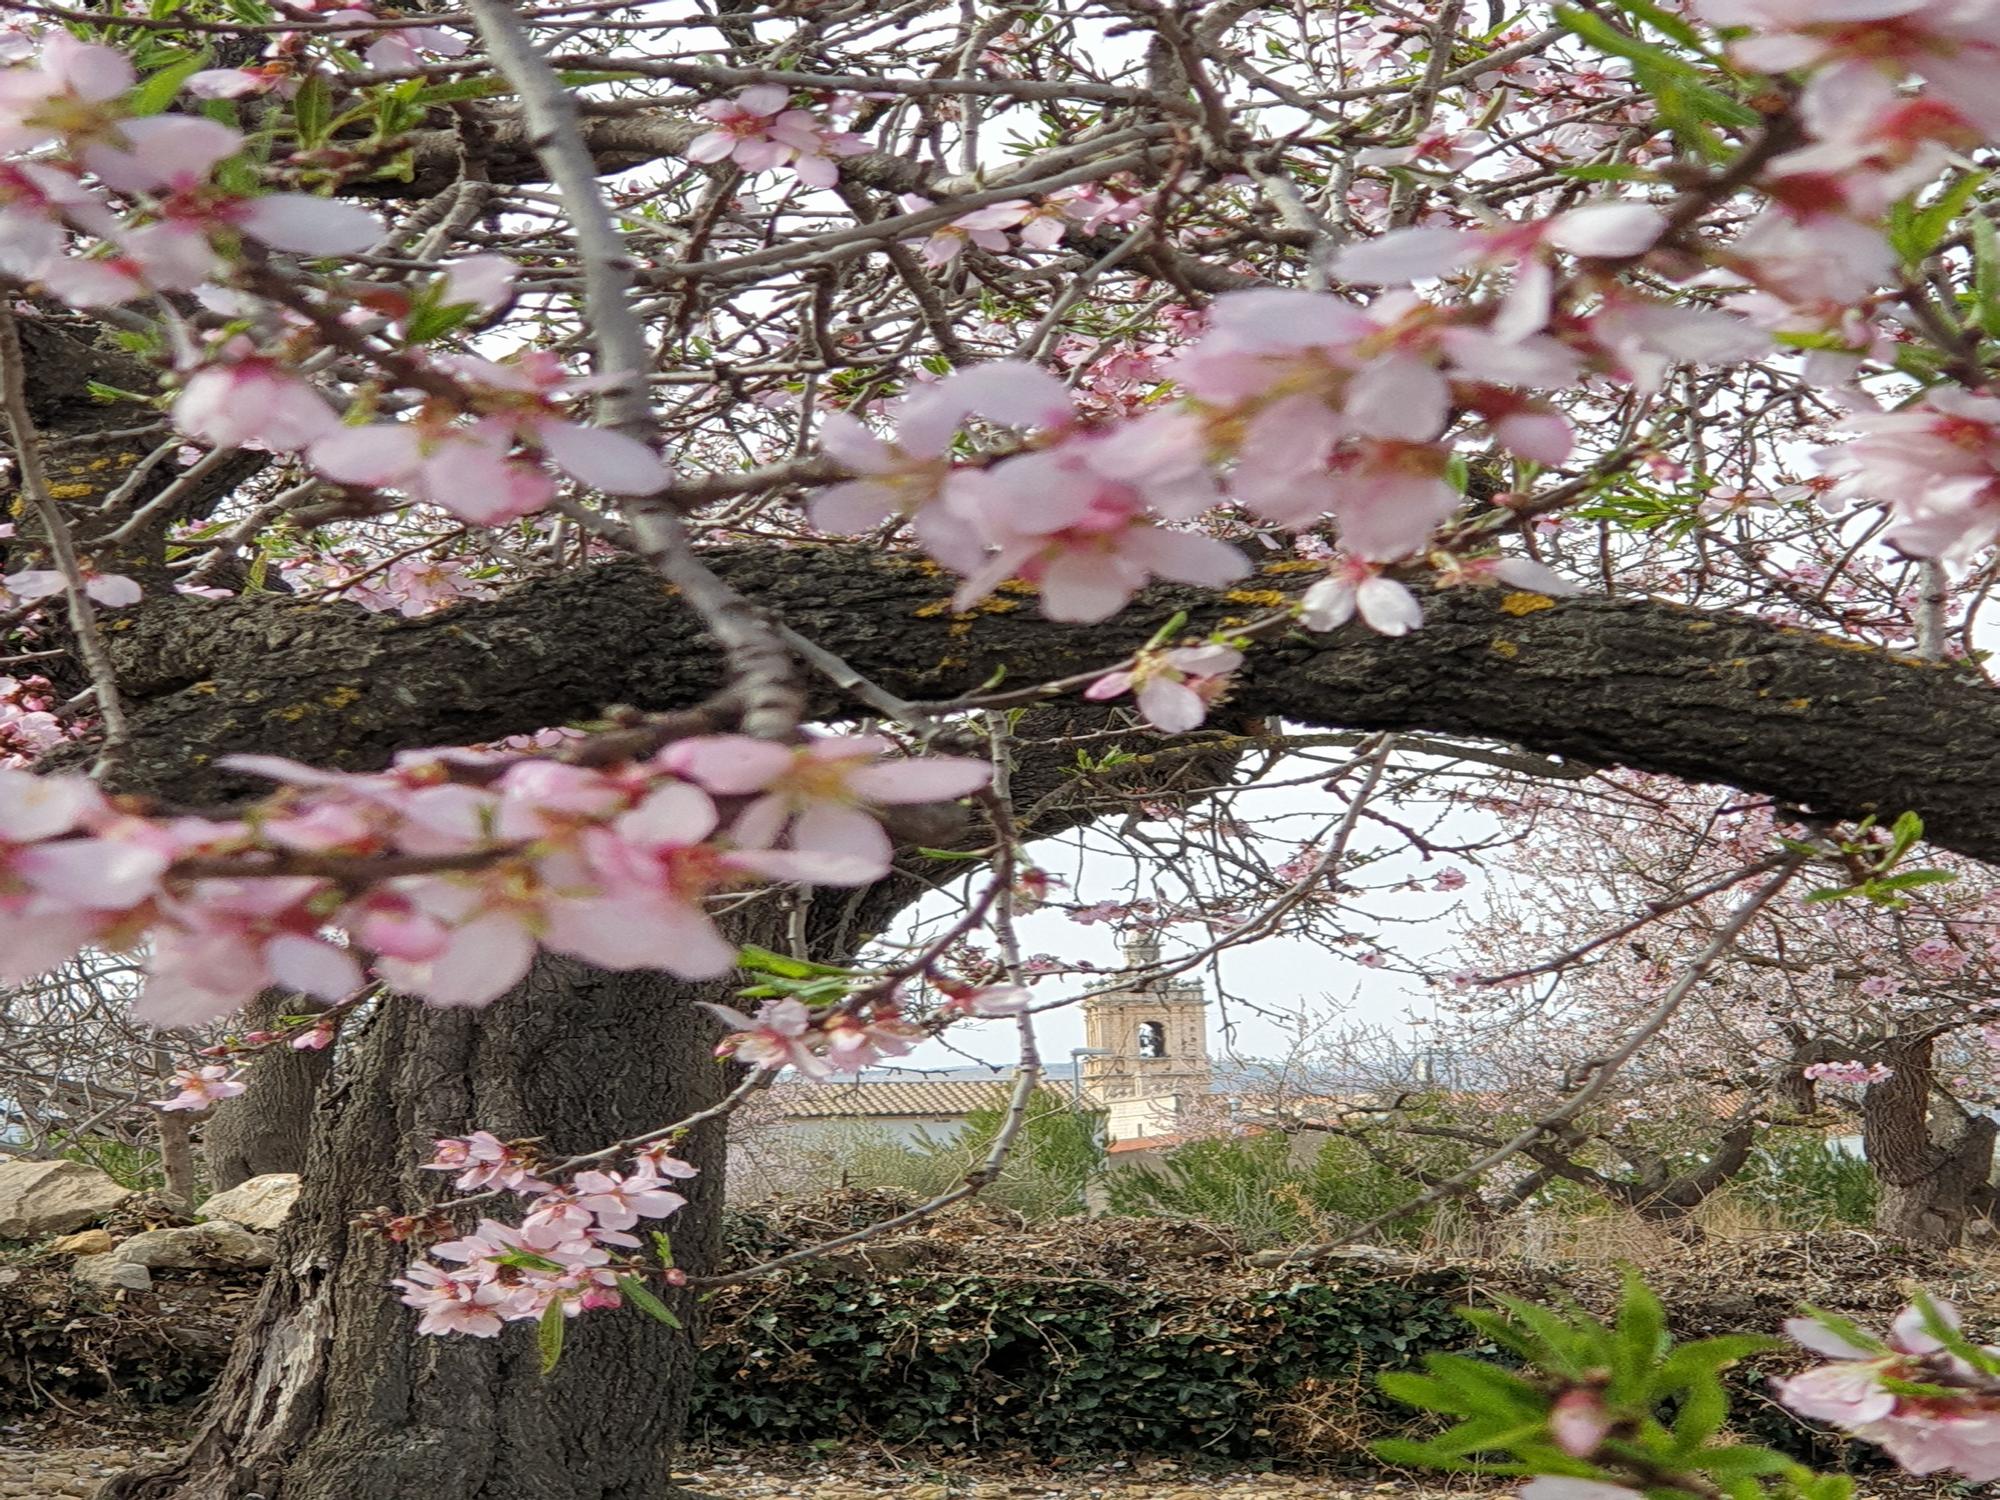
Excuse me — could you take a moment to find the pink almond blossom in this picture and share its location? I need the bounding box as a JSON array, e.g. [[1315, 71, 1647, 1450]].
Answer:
[[1085, 644, 1244, 732], [152, 1063, 247, 1112]]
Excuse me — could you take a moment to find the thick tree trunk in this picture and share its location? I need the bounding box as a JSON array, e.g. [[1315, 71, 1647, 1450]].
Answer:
[[100, 955, 730, 1500], [1863, 1038, 1997, 1247], [202, 992, 335, 1192]]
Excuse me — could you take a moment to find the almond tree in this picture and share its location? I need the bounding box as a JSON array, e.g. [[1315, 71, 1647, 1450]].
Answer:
[[1444, 771, 2000, 1244]]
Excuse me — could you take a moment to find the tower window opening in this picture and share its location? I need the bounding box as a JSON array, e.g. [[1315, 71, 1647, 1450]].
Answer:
[[1137, 1021, 1166, 1059]]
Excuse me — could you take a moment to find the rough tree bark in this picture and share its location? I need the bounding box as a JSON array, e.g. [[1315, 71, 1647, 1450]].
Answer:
[[202, 993, 336, 1192], [103, 953, 733, 1500], [90, 549, 2000, 867], [1862, 1036, 1998, 1247]]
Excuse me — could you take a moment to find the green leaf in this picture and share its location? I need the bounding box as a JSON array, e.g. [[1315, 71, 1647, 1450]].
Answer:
[[1603, 0, 1711, 53], [1697, 1444, 1796, 1477], [1557, 164, 1664, 183], [651, 1229, 676, 1269], [618, 1274, 685, 1329], [1656, 1333, 1782, 1385], [1557, 6, 1702, 77], [411, 77, 513, 106], [1973, 215, 2000, 338], [736, 944, 849, 979], [1888, 171, 1989, 263], [128, 50, 212, 116], [1882, 809, 1925, 867], [1868, 868, 1957, 892], [1145, 611, 1191, 649], [493, 1248, 568, 1274], [916, 846, 987, 860], [1670, 1373, 1729, 1451], [1377, 1370, 1470, 1415], [289, 71, 333, 148], [537, 1299, 566, 1374], [1610, 1273, 1666, 1394]]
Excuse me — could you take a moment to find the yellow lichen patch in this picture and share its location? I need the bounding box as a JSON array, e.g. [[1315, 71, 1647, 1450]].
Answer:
[[948, 619, 973, 637], [913, 599, 956, 617], [273, 703, 314, 722], [993, 577, 1038, 597], [1259, 559, 1324, 575], [86, 456, 115, 472], [1685, 620, 1717, 633], [1219, 615, 1247, 627], [190, 681, 218, 695], [1224, 589, 1288, 608], [938, 656, 967, 668], [47, 481, 95, 500], [974, 597, 1020, 614], [324, 685, 362, 710], [1498, 591, 1555, 616], [1490, 639, 1521, 659], [1786, 698, 1811, 711]]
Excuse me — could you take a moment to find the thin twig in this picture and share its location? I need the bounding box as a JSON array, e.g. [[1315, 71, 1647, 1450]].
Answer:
[[0, 304, 131, 773]]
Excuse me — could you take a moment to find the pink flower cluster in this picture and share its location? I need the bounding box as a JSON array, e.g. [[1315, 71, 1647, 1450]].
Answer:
[[396, 1133, 698, 1336], [184, 0, 468, 96], [176, 345, 670, 526], [688, 85, 868, 188], [1779, 1302, 2000, 1481], [900, 188, 1102, 266], [0, 734, 989, 1028], [807, 293, 1609, 634], [0, 674, 71, 765], [701, 994, 923, 1076], [0, 31, 384, 308], [811, 360, 1247, 622], [1819, 388, 2000, 562], [1804, 1059, 1895, 1086]]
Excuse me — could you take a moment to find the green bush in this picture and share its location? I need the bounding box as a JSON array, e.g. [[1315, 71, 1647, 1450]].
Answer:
[[694, 1266, 1475, 1460], [817, 1096, 1106, 1221], [1106, 1131, 1449, 1247], [1107, 1133, 1318, 1246], [59, 1138, 164, 1193], [1726, 1138, 1878, 1229]]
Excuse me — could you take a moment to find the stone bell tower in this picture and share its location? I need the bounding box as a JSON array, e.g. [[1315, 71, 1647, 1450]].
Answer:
[[1079, 930, 1211, 1113]]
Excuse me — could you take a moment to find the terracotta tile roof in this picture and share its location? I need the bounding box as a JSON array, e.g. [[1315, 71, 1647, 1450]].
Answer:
[[1107, 1133, 1189, 1155], [770, 1080, 1067, 1119]]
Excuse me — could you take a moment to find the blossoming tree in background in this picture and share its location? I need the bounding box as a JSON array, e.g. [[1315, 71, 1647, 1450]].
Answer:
[[2, 0, 2000, 1494], [1414, 772, 2000, 1244]]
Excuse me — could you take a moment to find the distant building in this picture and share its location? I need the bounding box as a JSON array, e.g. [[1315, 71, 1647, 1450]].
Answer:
[[765, 1079, 1066, 1149], [728, 931, 1476, 1199], [1079, 931, 1213, 1142]]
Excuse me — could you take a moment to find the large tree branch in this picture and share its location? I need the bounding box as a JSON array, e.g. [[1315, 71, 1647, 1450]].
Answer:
[[94, 548, 2000, 868]]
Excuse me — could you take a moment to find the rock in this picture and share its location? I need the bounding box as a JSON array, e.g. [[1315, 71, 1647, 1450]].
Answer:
[[199, 1172, 300, 1232], [113, 1222, 275, 1270], [72, 1252, 152, 1293], [0, 1159, 133, 1239], [46, 1228, 113, 1255], [1245, 1242, 1421, 1271]]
